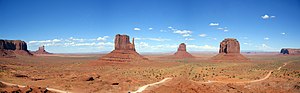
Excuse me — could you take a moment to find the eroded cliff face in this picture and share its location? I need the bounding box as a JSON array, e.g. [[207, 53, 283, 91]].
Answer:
[[99, 34, 147, 62], [212, 38, 248, 60], [33, 46, 51, 54], [0, 40, 32, 57], [173, 43, 194, 58], [219, 38, 240, 54]]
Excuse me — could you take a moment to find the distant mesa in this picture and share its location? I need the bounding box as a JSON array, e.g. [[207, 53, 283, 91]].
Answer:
[[0, 39, 32, 58], [32, 46, 51, 54], [212, 38, 248, 60], [173, 43, 194, 59], [280, 48, 300, 55], [99, 34, 148, 62]]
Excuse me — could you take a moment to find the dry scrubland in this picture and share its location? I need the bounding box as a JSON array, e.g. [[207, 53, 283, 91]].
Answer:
[[0, 54, 299, 93]]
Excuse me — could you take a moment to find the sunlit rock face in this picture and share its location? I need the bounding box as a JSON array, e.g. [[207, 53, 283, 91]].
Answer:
[[173, 43, 194, 59], [212, 38, 248, 61], [99, 34, 148, 62]]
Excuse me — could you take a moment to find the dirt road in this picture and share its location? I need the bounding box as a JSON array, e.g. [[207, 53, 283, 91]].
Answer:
[[198, 62, 288, 84], [0, 81, 71, 93]]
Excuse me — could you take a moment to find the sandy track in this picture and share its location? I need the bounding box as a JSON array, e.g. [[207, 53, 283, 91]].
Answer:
[[131, 78, 172, 93], [197, 62, 288, 84], [0, 81, 71, 93]]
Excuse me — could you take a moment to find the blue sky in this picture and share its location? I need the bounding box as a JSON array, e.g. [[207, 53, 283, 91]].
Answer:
[[1, 0, 300, 53]]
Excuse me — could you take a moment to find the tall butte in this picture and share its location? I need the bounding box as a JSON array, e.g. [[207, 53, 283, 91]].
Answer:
[[32, 45, 51, 54], [212, 38, 248, 60], [99, 34, 148, 62], [173, 43, 194, 58], [0, 39, 32, 57]]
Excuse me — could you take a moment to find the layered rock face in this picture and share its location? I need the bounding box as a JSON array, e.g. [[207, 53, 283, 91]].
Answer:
[[32, 46, 51, 54], [212, 38, 248, 60], [0, 40, 32, 57], [173, 43, 194, 58], [99, 34, 148, 62], [280, 48, 300, 55]]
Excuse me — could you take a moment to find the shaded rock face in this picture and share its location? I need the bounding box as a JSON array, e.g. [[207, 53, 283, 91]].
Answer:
[[99, 34, 148, 62], [33, 46, 51, 54], [219, 38, 240, 53], [177, 43, 187, 51], [0, 40, 28, 50], [212, 38, 248, 60], [173, 43, 194, 58], [0, 40, 32, 57], [280, 48, 300, 55]]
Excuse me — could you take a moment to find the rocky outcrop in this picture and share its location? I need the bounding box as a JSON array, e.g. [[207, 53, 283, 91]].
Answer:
[[173, 43, 194, 58], [0, 40, 32, 57], [212, 38, 248, 60], [280, 48, 300, 55], [99, 34, 148, 62], [32, 46, 51, 54]]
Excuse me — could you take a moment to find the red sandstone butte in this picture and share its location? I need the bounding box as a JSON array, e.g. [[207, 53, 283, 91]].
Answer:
[[33, 46, 51, 54], [99, 34, 148, 62], [212, 38, 248, 60], [173, 43, 194, 59]]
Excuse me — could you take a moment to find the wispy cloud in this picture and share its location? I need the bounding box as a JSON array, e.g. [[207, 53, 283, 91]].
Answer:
[[261, 14, 276, 19], [173, 30, 192, 37], [209, 23, 219, 26], [281, 32, 286, 35], [148, 28, 153, 30], [96, 36, 109, 41], [199, 34, 207, 37], [185, 38, 195, 41], [29, 36, 113, 48], [217, 27, 229, 32], [133, 27, 141, 31], [264, 37, 269, 40]]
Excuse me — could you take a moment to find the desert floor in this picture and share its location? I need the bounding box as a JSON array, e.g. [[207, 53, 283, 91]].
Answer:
[[0, 53, 299, 93]]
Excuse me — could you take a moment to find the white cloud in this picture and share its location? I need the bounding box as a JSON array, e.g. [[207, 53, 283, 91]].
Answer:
[[96, 36, 109, 41], [281, 32, 286, 35], [133, 28, 141, 31], [224, 29, 229, 32], [173, 30, 192, 37], [168, 26, 172, 29], [148, 28, 153, 30], [135, 37, 171, 42], [217, 28, 224, 30], [182, 34, 192, 37], [185, 38, 195, 41], [29, 39, 62, 44], [199, 34, 207, 37], [243, 43, 248, 45], [261, 14, 275, 19], [264, 37, 269, 40], [209, 23, 219, 26]]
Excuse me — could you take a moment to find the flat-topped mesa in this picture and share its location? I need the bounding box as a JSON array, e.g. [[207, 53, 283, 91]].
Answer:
[[99, 34, 148, 62], [33, 45, 51, 54], [212, 38, 248, 60], [219, 38, 240, 54], [173, 43, 194, 58], [0, 39, 32, 57], [280, 48, 300, 55]]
